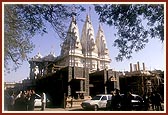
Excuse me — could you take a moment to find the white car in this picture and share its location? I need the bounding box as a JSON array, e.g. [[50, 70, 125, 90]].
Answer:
[[34, 94, 42, 107], [81, 94, 112, 111], [34, 94, 50, 107]]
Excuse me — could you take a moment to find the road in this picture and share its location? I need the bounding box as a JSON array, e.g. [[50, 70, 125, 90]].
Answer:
[[34, 106, 83, 111], [34, 103, 164, 112]]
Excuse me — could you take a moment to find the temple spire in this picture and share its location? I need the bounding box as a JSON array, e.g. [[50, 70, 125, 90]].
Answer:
[[95, 24, 110, 58], [81, 14, 97, 55], [60, 15, 82, 57], [89, 6, 91, 21], [86, 14, 91, 23], [98, 23, 103, 32], [72, 15, 77, 25]]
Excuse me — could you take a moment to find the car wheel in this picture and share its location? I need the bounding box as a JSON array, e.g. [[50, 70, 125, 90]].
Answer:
[[94, 105, 98, 111]]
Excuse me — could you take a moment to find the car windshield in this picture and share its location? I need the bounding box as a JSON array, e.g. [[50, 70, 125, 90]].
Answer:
[[91, 96, 101, 100]]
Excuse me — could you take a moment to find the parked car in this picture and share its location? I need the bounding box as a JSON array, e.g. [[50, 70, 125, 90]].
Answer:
[[106, 94, 144, 110], [128, 94, 144, 110], [34, 94, 51, 107], [81, 94, 112, 111]]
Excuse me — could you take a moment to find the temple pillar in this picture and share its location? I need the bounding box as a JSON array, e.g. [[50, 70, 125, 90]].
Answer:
[[68, 85, 71, 96], [80, 80, 84, 91], [104, 69, 107, 94]]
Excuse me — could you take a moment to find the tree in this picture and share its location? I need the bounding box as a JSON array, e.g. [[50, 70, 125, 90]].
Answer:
[[94, 4, 164, 61], [4, 4, 85, 72]]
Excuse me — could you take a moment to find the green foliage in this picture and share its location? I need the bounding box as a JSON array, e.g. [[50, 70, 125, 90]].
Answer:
[[4, 4, 85, 72], [94, 4, 164, 61], [4, 5, 34, 72]]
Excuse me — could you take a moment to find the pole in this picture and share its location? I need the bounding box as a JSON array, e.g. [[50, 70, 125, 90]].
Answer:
[[64, 93, 66, 109]]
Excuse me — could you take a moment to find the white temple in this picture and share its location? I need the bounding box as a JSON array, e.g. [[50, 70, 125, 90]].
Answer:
[[58, 14, 111, 71], [29, 14, 111, 79]]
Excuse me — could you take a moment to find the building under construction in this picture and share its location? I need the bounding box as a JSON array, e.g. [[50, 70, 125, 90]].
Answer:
[[120, 62, 164, 97]]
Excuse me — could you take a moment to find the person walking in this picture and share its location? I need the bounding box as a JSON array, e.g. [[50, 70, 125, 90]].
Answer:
[[41, 92, 46, 111]]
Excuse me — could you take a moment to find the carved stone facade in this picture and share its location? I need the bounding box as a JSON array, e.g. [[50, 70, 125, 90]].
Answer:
[[58, 14, 111, 72], [29, 15, 111, 80], [28, 15, 112, 104]]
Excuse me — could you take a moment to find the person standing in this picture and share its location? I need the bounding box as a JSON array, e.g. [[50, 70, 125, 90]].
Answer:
[[143, 93, 150, 111], [26, 90, 31, 111], [150, 92, 156, 110], [27, 90, 36, 111], [126, 91, 133, 111], [41, 92, 46, 111], [8, 93, 15, 111], [4, 91, 10, 111], [121, 91, 133, 111], [110, 91, 115, 111], [113, 89, 122, 111], [155, 92, 163, 111], [16, 91, 27, 111]]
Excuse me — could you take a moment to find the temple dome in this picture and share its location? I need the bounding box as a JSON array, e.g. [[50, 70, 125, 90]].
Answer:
[[43, 52, 56, 62], [30, 52, 43, 62]]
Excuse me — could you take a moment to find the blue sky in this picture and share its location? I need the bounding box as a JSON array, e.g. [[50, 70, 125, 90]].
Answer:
[[4, 4, 165, 82]]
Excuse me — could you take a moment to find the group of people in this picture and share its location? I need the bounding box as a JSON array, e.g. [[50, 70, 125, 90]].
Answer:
[[5, 89, 36, 111], [143, 91, 163, 111], [15, 90, 36, 111], [110, 89, 134, 111], [4, 90, 46, 111], [109, 89, 163, 111]]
